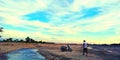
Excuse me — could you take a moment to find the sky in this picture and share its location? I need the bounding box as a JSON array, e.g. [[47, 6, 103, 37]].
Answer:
[[0, 0, 120, 44]]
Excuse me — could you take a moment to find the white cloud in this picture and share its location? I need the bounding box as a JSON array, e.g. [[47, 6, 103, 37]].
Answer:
[[0, 0, 52, 16], [0, 0, 120, 43], [83, 13, 120, 32], [69, 0, 120, 11], [2, 29, 53, 40]]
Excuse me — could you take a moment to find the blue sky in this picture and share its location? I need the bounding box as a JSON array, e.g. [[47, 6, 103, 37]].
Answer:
[[0, 0, 120, 44]]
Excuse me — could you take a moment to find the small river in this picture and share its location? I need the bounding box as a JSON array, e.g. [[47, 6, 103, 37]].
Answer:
[[6, 48, 45, 60]]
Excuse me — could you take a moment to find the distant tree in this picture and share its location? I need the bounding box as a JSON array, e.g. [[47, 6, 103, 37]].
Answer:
[[3, 39, 6, 42], [25, 37, 38, 43], [110, 44, 120, 46], [0, 27, 3, 32], [42, 41, 46, 44], [9, 38, 13, 42], [13, 39, 19, 42], [20, 39, 24, 42], [0, 27, 3, 37], [25, 37, 31, 43], [38, 40, 43, 43], [6, 38, 13, 42], [31, 39, 36, 43]]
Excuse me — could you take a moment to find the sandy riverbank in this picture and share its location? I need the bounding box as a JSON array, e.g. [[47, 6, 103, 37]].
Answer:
[[0, 42, 35, 54], [0, 42, 36, 60]]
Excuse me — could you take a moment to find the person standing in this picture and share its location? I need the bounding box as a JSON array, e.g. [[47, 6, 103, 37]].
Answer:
[[83, 40, 88, 56]]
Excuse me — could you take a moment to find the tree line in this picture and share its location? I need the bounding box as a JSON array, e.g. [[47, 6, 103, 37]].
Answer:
[[0, 37, 50, 43], [0, 27, 54, 44]]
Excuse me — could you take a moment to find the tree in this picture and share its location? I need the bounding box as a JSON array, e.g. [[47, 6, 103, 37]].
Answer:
[[6, 38, 13, 42], [0, 27, 3, 37], [30, 39, 36, 43], [13, 39, 19, 42], [25, 37, 37, 43], [20, 39, 24, 42], [25, 37, 31, 43], [0, 27, 3, 32], [38, 40, 43, 43]]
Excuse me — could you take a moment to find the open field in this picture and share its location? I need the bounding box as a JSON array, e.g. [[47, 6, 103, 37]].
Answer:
[[0, 42, 119, 60], [36, 44, 102, 60]]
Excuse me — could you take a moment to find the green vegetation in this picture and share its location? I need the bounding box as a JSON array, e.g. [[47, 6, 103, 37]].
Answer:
[[0, 36, 54, 44], [0, 27, 3, 37], [0, 27, 54, 44]]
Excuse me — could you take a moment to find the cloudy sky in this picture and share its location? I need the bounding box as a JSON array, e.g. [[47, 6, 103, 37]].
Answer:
[[0, 0, 120, 44]]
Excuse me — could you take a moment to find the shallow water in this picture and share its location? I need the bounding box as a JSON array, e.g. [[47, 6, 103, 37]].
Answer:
[[6, 48, 45, 60]]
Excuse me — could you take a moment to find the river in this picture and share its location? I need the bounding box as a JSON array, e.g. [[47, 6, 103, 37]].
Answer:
[[6, 48, 45, 60]]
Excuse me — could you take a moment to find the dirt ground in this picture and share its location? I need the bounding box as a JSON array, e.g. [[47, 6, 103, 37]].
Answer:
[[1, 42, 119, 60], [36, 44, 102, 60]]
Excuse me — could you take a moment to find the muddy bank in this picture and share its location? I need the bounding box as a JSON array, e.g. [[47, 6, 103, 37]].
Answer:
[[38, 49, 72, 60], [0, 42, 35, 54]]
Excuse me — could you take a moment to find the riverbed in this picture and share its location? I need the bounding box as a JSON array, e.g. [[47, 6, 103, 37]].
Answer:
[[6, 48, 45, 60]]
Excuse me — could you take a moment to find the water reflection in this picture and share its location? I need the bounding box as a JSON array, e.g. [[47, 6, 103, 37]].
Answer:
[[6, 48, 45, 60]]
